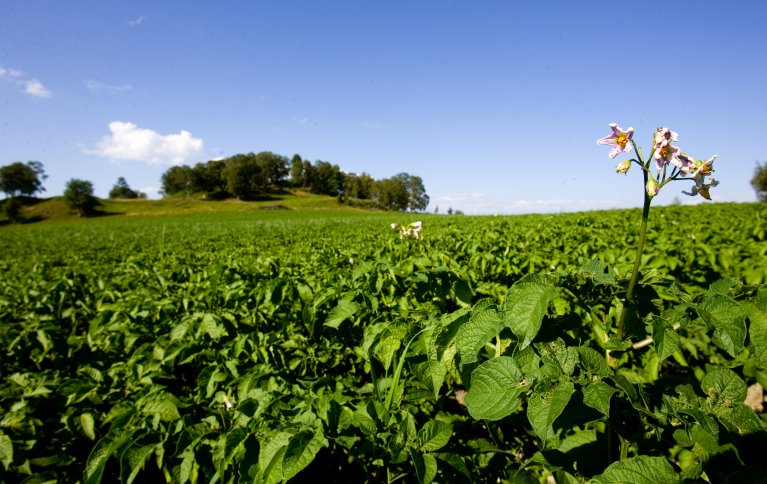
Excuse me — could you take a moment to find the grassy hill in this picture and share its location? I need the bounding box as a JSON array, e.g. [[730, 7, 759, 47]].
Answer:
[[0, 190, 383, 225]]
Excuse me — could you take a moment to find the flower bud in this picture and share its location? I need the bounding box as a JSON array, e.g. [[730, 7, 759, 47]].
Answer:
[[615, 159, 631, 174], [646, 178, 659, 197]]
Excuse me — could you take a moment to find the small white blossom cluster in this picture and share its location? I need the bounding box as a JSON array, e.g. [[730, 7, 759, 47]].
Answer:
[[390, 221, 422, 239]]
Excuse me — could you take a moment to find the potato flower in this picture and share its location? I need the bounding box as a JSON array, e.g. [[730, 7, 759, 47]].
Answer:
[[653, 127, 678, 148], [391, 221, 423, 239], [652, 128, 684, 170], [597, 123, 634, 158], [675, 152, 698, 173], [683, 155, 719, 200], [408, 221, 422, 239]]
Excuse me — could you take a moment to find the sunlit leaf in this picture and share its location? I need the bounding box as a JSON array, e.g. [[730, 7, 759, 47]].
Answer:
[[282, 430, 328, 481], [503, 274, 557, 349], [697, 293, 747, 357], [416, 420, 452, 452], [465, 357, 527, 420], [583, 381, 616, 417], [325, 297, 359, 329], [526, 380, 574, 443], [592, 456, 677, 484], [455, 299, 505, 367]]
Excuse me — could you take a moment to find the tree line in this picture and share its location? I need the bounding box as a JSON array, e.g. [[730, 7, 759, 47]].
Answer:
[[0, 152, 431, 222], [160, 152, 430, 212]]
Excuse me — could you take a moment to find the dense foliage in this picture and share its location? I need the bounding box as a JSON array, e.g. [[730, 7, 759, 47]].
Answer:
[[1, 196, 23, 224], [0, 161, 47, 198], [0, 203, 765, 482], [63, 178, 99, 217], [160, 152, 429, 211], [752, 162, 767, 202], [109, 177, 144, 200]]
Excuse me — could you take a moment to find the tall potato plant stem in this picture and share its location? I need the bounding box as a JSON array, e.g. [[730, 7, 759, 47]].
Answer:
[[618, 184, 652, 340]]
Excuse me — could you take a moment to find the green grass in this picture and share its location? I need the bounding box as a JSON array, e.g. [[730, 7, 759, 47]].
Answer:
[[0, 190, 383, 225]]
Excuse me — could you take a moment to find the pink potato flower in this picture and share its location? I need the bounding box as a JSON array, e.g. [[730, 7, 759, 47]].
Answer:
[[683, 155, 719, 200], [653, 128, 678, 148], [652, 127, 686, 170], [597, 123, 634, 158]]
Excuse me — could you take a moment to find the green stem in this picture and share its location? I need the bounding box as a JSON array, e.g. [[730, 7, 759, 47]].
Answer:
[[617, 188, 652, 340]]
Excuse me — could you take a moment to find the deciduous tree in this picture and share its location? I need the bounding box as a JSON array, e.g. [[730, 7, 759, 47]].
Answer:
[[109, 177, 140, 199], [751, 162, 767, 202], [290, 154, 304, 187], [192, 159, 228, 198], [0, 161, 47, 197], [374, 172, 430, 211], [161, 165, 194, 197], [64, 179, 98, 216], [224, 154, 266, 199]]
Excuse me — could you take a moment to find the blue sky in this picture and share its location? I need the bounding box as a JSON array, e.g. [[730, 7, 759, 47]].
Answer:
[[2, 1, 765, 214]]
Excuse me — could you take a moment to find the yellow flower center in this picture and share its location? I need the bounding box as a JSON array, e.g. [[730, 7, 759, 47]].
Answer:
[[616, 134, 628, 148], [694, 161, 712, 174]]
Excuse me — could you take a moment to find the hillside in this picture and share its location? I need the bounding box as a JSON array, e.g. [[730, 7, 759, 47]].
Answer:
[[0, 190, 382, 225]]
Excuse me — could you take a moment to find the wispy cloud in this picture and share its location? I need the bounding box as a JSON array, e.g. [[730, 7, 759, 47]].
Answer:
[[87, 121, 204, 166], [24, 79, 51, 98], [84, 80, 133, 92], [0, 65, 51, 98], [128, 16, 146, 27]]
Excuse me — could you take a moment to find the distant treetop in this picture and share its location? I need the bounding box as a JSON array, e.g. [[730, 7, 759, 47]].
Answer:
[[0, 161, 47, 198]]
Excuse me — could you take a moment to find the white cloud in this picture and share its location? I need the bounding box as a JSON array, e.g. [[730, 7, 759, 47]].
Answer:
[[89, 121, 204, 166], [128, 16, 146, 26], [85, 80, 133, 92], [24, 79, 51, 98], [0, 65, 51, 98]]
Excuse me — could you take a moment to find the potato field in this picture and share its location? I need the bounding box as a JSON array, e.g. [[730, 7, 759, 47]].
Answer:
[[1, 203, 766, 483]]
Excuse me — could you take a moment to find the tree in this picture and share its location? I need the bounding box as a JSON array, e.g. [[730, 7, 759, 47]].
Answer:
[[374, 176, 409, 211], [254, 151, 289, 187], [373, 172, 430, 211], [224, 154, 266, 199], [290, 155, 304, 187], [0, 161, 47, 197], [343, 172, 375, 200], [343, 173, 361, 199], [311, 161, 344, 195], [3, 197, 22, 223], [751, 162, 767, 202], [109, 177, 140, 199], [64, 179, 98, 216], [192, 159, 228, 198], [161, 165, 194, 197], [301, 160, 315, 189], [401, 173, 429, 211]]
